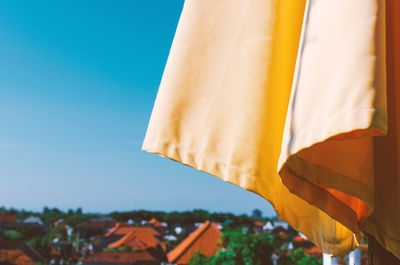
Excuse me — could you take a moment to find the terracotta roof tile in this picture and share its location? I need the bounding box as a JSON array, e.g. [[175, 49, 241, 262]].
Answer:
[[0, 214, 17, 223], [167, 221, 221, 265], [121, 238, 147, 249], [148, 218, 165, 227], [254, 220, 265, 227], [108, 230, 160, 249], [106, 223, 159, 237], [0, 250, 35, 265], [106, 224, 164, 250]]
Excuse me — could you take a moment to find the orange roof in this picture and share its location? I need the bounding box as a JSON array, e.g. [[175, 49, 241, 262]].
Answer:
[[108, 230, 162, 250], [0, 250, 35, 265], [121, 238, 146, 249], [254, 220, 265, 227], [0, 214, 17, 223], [106, 223, 159, 237], [106, 223, 164, 250], [167, 221, 221, 265], [148, 218, 164, 227], [83, 251, 157, 264]]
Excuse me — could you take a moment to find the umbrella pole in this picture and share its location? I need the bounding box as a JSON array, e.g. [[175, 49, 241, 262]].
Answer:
[[368, 235, 400, 265]]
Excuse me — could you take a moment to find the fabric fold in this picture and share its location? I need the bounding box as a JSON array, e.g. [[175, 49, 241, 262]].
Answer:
[[278, 0, 400, 259], [143, 0, 400, 258], [143, 0, 357, 257]]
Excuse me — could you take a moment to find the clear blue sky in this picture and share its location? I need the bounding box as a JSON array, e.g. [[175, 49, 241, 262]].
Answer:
[[0, 0, 275, 216]]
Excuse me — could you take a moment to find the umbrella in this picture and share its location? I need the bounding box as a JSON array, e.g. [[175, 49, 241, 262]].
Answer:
[[143, 0, 400, 263]]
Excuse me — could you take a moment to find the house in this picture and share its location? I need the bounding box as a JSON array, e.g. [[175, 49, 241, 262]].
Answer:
[[0, 240, 47, 265], [87, 223, 168, 264], [106, 223, 159, 238], [164, 235, 177, 241], [147, 218, 168, 235], [0, 214, 45, 237], [167, 221, 221, 265], [272, 221, 290, 230], [0, 214, 17, 223], [23, 216, 44, 226], [263, 221, 274, 231], [174, 227, 182, 235], [21, 216, 46, 234], [82, 217, 116, 229], [214, 223, 223, 230], [104, 223, 165, 251], [253, 220, 265, 234], [82, 250, 163, 265], [147, 219, 165, 228], [0, 249, 37, 265], [107, 230, 163, 250], [81, 216, 117, 238], [0, 214, 18, 229]]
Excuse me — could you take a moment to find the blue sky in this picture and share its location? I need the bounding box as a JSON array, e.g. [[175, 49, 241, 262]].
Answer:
[[0, 0, 275, 216]]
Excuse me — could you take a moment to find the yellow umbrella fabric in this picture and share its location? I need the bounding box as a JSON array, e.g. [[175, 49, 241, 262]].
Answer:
[[278, 0, 400, 258], [143, 0, 399, 258], [363, 0, 400, 256]]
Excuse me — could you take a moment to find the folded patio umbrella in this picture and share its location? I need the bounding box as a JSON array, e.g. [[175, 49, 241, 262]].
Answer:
[[143, 0, 400, 258]]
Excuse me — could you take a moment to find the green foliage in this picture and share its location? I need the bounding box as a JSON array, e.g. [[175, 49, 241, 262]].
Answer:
[[16, 209, 34, 221], [277, 249, 322, 265], [41, 207, 97, 233], [108, 209, 256, 228], [41, 223, 68, 246], [64, 213, 88, 232], [190, 252, 214, 264], [103, 248, 114, 252], [360, 233, 368, 244], [3, 230, 23, 240], [41, 207, 65, 225], [26, 237, 39, 247], [0, 207, 18, 215], [189, 232, 322, 265], [190, 231, 274, 265], [1, 206, 295, 265]]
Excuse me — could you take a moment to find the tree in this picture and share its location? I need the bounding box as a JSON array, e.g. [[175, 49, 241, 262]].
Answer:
[[76, 208, 83, 215], [190, 231, 275, 265], [277, 249, 322, 265], [189, 231, 322, 265], [252, 209, 263, 220]]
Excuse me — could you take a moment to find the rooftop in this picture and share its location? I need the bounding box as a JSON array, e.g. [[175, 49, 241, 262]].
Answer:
[[167, 221, 221, 265], [0, 214, 17, 223], [83, 250, 158, 265]]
